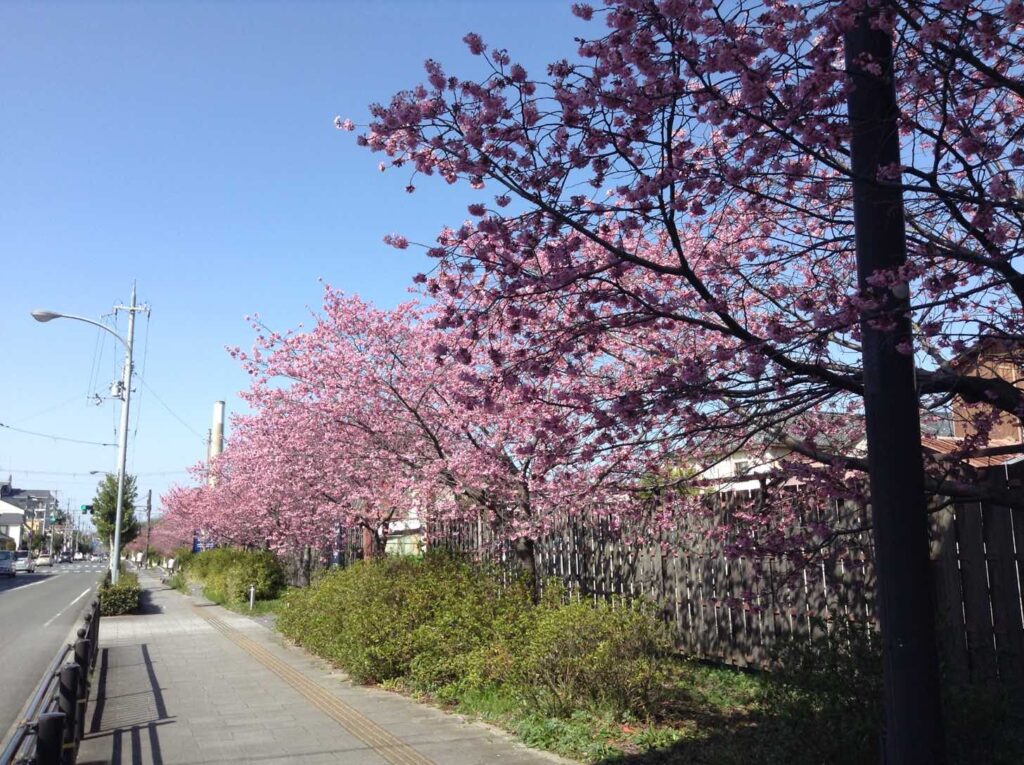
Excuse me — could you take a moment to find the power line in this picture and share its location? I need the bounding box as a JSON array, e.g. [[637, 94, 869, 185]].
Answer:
[[0, 467, 189, 477], [129, 310, 152, 474], [0, 422, 117, 447], [139, 379, 206, 443], [7, 393, 88, 425]]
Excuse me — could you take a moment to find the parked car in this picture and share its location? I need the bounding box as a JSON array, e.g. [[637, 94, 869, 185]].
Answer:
[[35, 554, 53, 567], [0, 550, 15, 577], [13, 551, 35, 573]]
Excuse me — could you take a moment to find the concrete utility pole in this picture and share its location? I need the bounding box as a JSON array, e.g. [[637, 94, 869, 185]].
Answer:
[[32, 283, 148, 584], [844, 5, 945, 761], [109, 284, 143, 585], [145, 489, 152, 568]]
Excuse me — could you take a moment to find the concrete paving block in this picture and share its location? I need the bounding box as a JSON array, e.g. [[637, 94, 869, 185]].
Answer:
[[78, 570, 575, 765]]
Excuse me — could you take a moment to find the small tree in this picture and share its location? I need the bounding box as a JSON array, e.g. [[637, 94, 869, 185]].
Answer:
[[92, 474, 140, 551]]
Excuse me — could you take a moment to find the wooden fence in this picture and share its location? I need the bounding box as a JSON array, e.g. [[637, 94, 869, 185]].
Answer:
[[434, 463, 1024, 685]]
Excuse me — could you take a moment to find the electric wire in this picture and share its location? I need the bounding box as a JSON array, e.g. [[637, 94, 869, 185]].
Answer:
[[86, 320, 103, 401], [0, 422, 117, 447], [139, 378, 207, 444], [8, 393, 88, 425], [129, 310, 151, 473], [0, 467, 188, 477]]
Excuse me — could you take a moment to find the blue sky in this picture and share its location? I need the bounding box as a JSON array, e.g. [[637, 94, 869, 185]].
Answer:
[[0, 0, 589, 518]]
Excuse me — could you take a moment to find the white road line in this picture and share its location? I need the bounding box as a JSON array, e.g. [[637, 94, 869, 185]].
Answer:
[[1, 574, 61, 592], [43, 587, 93, 628]]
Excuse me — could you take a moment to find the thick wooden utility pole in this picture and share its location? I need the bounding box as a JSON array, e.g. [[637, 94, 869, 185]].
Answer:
[[844, 4, 945, 761]]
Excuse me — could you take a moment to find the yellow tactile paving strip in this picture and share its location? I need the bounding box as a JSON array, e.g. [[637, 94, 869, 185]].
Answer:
[[193, 607, 435, 765]]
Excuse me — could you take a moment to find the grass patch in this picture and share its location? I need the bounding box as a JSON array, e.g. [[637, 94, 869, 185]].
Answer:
[[217, 590, 291, 616], [165, 571, 187, 593]]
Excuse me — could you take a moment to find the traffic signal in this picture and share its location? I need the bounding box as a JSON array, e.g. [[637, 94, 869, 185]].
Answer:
[[80, 505, 93, 514]]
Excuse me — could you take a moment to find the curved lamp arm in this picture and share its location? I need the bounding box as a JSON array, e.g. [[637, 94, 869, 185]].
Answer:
[[32, 310, 128, 348]]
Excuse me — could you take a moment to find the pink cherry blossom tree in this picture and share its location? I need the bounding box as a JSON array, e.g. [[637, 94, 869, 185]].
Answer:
[[351, 0, 1023, 755], [231, 289, 654, 588]]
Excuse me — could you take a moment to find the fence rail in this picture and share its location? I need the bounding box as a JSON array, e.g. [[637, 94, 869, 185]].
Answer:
[[0, 595, 101, 765], [435, 463, 1024, 684]]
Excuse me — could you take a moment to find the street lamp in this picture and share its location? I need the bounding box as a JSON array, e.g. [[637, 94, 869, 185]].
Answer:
[[32, 285, 144, 584]]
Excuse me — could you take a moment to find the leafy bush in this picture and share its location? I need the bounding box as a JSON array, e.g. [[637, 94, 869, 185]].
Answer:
[[509, 591, 674, 718], [280, 551, 527, 685], [171, 546, 195, 571], [279, 552, 672, 720], [405, 557, 533, 698], [100, 571, 142, 616], [165, 571, 187, 593], [181, 547, 285, 605], [761, 616, 883, 763]]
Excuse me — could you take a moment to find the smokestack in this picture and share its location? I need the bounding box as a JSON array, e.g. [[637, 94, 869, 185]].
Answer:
[[211, 401, 225, 460]]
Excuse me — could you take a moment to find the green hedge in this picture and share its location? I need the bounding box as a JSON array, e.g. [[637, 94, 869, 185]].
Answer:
[[182, 547, 285, 605], [278, 551, 669, 717], [100, 571, 142, 615]]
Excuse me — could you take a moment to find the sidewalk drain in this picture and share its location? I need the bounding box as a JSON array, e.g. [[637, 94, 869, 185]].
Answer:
[[193, 608, 434, 765]]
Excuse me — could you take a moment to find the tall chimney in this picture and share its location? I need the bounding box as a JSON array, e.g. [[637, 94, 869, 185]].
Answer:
[[211, 401, 225, 460]]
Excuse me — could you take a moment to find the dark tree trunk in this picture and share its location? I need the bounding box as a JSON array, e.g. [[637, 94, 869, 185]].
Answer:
[[361, 526, 376, 561], [514, 536, 540, 603], [360, 526, 387, 561], [299, 545, 312, 587], [845, 5, 945, 761]]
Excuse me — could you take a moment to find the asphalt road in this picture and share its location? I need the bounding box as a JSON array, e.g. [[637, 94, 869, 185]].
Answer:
[[0, 562, 106, 740]]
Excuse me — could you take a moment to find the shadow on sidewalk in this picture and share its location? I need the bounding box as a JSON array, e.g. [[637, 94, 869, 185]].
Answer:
[[81, 644, 173, 765], [135, 587, 172, 615]]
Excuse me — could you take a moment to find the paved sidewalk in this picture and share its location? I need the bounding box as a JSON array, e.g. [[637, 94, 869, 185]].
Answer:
[[77, 571, 571, 764]]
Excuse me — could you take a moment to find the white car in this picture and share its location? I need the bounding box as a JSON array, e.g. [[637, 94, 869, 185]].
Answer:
[[14, 551, 35, 573], [35, 554, 53, 568]]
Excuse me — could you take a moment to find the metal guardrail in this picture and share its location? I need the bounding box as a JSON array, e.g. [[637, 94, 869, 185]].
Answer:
[[0, 595, 101, 765]]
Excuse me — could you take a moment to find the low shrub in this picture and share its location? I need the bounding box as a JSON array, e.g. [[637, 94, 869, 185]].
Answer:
[[165, 571, 187, 593], [280, 551, 527, 684], [276, 553, 1024, 764], [181, 547, 285, 605], [279, 551, 671, 720], [100, 571, 142, 616], [509, 591, 674, 718], [761, 616, 883, 763]]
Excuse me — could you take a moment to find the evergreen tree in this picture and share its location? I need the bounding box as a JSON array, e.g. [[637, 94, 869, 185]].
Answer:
[[92, 473, 140, 550]]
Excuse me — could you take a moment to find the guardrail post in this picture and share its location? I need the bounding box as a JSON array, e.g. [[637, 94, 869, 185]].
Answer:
[[35, 711, 65, 765], [58, 663, 81, 763], [74, 638, 91, 744], [87, 600, 100, 669]]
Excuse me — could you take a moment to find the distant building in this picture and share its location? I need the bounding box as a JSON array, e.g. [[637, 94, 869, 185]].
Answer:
[[949, 338, 1024, 444], [701, 341, 1022, 493], [0, 478, 59, 549]]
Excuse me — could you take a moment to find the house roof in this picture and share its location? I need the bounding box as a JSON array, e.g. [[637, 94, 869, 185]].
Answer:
[[921, 436, 1021, 468], [0, 488, 57, 512]]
